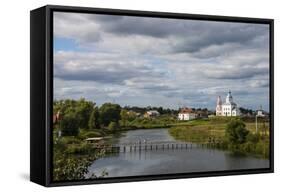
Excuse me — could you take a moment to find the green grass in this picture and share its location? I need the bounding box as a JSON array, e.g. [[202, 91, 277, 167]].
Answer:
[[168, 117, 270, 158]]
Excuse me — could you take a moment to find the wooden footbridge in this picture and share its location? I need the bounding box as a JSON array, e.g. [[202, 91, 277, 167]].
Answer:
[[92, 139, 222, 153]]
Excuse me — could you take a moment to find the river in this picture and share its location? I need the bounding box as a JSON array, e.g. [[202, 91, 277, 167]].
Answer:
[[87, 128, 269, 178]]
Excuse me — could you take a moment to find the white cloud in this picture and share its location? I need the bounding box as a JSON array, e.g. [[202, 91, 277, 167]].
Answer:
[[53, 12, 270, 110]]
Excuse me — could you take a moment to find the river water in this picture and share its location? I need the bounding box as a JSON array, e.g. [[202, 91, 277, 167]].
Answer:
[[87, 128, 269, 178]]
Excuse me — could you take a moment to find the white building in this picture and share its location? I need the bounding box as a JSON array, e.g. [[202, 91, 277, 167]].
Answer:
[[216, 91, 239, 117], [178, 108, 197, 120], [257, 106, 265, 117]]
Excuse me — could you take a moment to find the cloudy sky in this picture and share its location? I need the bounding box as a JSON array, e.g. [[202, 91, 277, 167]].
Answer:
[[53, 12, 270, 111]]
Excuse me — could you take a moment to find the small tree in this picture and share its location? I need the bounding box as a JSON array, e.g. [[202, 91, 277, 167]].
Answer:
[[108, 121, 119, 131], [99, 103, 121, 126], [88, 107, 100, 129], [60, 112, 79, 136], [120, 109, 129, 126], [226, 119, 249, 144]]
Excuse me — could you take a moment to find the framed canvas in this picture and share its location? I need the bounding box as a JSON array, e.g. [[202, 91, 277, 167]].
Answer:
[[30, 5, 274, 187]]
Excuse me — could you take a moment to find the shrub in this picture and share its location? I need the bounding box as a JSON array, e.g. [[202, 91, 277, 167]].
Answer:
[[61, 136, 81, 144], [108, 121, 119, 131], [246, 133, 260, 144], [226, 119, 249, 144]]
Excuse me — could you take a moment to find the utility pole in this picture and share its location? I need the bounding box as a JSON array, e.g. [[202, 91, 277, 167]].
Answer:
[[255, 115, 258, 134], [256, 105, 264, 134]]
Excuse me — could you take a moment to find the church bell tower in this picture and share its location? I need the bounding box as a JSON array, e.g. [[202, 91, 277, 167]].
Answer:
[[216, 96, 222, 116]]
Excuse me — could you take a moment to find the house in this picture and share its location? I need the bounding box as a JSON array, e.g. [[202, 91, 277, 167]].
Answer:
[[178, 108, 197, 120], [144, 110, 160, 118], [256, 106, 268, 117], [216, 91, 239, 117]]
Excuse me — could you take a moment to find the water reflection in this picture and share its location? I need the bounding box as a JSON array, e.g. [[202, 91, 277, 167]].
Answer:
[[87, 128, 269, 178]]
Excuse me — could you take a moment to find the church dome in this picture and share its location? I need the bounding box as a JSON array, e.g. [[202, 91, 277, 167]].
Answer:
[[226, 90, 233, 104]]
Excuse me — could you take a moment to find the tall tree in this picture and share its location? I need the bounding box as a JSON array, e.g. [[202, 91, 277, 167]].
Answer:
[[60, 112, 79, 136], [99, 103, 121, 126], [75, 98, 95, 129]]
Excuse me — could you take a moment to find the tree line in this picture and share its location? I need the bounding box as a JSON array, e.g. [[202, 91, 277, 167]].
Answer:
[[54, 99, 123, 136], [53, 99, 181, 136], [123, 106, 179, 115]]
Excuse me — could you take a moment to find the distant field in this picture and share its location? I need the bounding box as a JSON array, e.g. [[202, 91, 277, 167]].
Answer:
[[169, 117, 269, 142]]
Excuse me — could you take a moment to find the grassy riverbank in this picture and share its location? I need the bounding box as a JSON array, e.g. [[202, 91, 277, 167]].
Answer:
[[168, 117, 270, 158]]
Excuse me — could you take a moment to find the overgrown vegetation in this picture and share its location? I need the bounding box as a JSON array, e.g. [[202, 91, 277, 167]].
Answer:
[[53, 135, 107, 181]]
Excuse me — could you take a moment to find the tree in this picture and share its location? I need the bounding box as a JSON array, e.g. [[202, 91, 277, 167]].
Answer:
[[60, 112, 79, 136], [239, 107, 253, 115], [99, 103, 121, 126], [158, 107, 164, 114], [120, 109, 129, 126], [225, 119, 249, 144], [75, 98, 95, 129], [53, 98, 95, 130], [88, 107, 100, 129]]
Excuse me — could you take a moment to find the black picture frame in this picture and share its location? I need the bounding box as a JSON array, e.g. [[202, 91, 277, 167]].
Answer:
[[30, 5, 274, 187]]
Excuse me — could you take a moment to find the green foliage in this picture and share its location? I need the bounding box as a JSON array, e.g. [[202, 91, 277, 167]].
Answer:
[[53, 152, 106, 181], [99, 103, 121, 126], [169, 118, 269, 158], [60, 136, 81, 144], [209, 116, 232, 124], [169, 126, 216, 143], [54, 98, 95, 130], [123, 106, 178, 115], [60, 112, 79, 136], [79, 130, 103, 140], [108, 121, 119, 131], [64, 143, 94, 154], [225, 119, 249, 144], [120, 109, 129, 126], [246, 133, 260, 144], [53, 130, 107, 181], [53, 155, 90, 181], [75, 99, 95, 129], [127, 111, 138, 122], [88, 107, 100, 129]]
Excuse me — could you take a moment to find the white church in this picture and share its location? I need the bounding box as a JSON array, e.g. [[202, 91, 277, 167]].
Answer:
[[216, 91, 240, 117]]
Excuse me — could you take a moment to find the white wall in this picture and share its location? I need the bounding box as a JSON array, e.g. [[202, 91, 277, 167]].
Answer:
[[0, 0, 279, 191]]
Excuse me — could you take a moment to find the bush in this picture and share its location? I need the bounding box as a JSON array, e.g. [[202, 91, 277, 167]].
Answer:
[[80, 131, 102, 139], [108, 121, 119, 131], [226, 119, 249, 144], [65, 143, 94, 154], [61, 136, 81, 144], [246, 133, 260, 144]]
